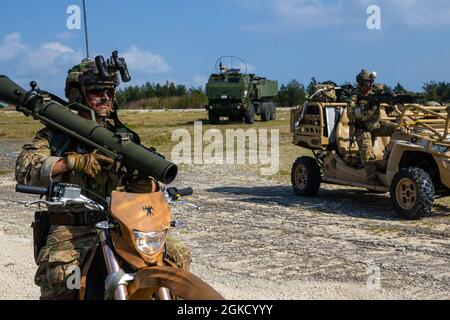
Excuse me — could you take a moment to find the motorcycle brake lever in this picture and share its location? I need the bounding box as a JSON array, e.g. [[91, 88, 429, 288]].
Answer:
[[24, 200, 63, 207], [172, 200, 199, 210]]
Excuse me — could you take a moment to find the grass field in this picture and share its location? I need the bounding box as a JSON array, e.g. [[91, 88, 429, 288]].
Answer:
[[2, 109, 449, 208], [0, 110, 306, 182]]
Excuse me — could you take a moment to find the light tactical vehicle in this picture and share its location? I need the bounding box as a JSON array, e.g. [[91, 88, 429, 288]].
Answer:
[[290, 89, 450, 219], [205, 56, 278, 124]]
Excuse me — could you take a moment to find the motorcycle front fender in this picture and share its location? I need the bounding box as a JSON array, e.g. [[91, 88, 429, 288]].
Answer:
[[127, 266, 224, 300]]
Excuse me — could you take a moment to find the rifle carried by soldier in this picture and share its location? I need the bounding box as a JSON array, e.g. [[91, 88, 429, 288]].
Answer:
[[357, 90, 423, 109]]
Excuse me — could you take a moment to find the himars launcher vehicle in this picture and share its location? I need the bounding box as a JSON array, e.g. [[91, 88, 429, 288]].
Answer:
[[205, 56, 278, 124]]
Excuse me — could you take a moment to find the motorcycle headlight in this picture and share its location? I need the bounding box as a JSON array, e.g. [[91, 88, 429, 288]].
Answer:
[[133, 230, 167, 255]]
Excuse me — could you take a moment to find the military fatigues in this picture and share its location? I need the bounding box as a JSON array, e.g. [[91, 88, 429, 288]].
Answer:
[[16, 126, 191, 300], [347, 87, 397, 180]]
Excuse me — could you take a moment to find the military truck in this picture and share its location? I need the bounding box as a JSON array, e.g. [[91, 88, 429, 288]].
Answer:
[[205, 57, 278, 124], [290, 86, 450, 220]]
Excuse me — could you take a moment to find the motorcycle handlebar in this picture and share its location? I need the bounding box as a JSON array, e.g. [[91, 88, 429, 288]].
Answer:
[[166, 187, 194, 200], [15, 184, 48, 196], [177, 188, 194, 197]]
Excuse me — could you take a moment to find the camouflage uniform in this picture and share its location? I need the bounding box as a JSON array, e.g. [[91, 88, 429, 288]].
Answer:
[[16, 60, 191, 300], [347, 71, 397, 180]]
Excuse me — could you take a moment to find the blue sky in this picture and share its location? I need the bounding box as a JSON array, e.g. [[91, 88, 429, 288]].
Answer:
[[0, 0, 449, 97]]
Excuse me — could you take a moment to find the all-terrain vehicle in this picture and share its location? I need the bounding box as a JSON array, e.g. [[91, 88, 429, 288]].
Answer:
[[205, 56, 278, 124], [290, 87, 450, 219]]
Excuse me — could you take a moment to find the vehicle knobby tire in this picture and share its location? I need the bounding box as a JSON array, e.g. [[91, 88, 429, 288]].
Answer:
[[390, 167, 435, 220], [291, 156, 321, 196], [261, 103, 269, 122], [244, 103, 255, 124], [270, 104, 276, 121]]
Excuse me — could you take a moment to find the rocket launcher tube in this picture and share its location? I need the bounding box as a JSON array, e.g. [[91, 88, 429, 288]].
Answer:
[[0, 75, 178, 184]]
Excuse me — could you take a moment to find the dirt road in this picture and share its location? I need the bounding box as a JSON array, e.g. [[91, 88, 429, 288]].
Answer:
[[0, 141, 449, 300]]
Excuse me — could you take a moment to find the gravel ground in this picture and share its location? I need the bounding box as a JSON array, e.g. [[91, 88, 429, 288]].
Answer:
[[0, 141, 449, 300]]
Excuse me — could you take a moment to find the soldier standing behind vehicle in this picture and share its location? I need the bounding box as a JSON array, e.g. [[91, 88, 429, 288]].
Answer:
[[347, 70, 398, 184], [15, 58, 190, 300]]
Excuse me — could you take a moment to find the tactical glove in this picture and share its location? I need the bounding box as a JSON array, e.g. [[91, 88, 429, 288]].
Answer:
[[66, 151, 115, 178], [395, 122, 410, 134]]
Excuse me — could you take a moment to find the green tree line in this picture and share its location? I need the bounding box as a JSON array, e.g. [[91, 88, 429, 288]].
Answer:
[[116, 81, 207, 109], [115, 79, 450, 110], [276, 79, 450, 107]]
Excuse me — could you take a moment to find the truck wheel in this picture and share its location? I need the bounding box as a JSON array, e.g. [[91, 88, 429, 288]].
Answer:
[[390, 167, 435, 220], [244, 104, 255, 124], [291, 157, 321, 196], [208, 111, 220, 124], [261, 103, 269, 122], [270, 103, 276, 121]]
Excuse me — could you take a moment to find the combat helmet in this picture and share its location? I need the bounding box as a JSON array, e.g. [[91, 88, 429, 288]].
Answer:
[[356, 69, 377, 85], [65, 58, 120, 105]]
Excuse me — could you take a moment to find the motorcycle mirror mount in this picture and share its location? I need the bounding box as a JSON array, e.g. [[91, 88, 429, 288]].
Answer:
[[96, 221, 112, 230]]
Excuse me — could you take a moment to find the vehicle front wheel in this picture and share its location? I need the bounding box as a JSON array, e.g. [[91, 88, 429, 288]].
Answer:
[[244, 103, 255, 124], [291, 156, 321, 196], [390, 167, 435, 220]]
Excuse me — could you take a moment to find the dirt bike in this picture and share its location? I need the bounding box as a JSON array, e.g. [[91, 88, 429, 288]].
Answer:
[[16, 183, 224, 300]]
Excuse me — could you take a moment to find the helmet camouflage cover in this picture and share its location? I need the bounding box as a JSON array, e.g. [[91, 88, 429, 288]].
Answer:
[[356, 69, 377, 84], [65, 59, 120, 100]]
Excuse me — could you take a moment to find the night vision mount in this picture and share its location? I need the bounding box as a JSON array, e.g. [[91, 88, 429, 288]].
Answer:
[[95, 50, 131, 83]]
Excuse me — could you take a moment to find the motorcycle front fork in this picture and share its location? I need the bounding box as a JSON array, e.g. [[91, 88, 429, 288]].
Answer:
[[98, 229, 172, 300], [99, 229, 129, 300]]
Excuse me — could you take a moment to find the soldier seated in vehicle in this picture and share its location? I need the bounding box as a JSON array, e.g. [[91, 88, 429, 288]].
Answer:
[[15, 59, 190, 300], [346, 70, 399, 184]]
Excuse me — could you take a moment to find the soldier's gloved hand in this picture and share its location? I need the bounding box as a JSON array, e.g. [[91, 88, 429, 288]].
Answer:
[[66, 151, 115, 178], [395, 127, 408, 135], [395, 123, 409, 134]]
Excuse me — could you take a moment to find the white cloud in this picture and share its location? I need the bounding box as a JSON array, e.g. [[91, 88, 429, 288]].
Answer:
[[272, 0, 346, 28], [367, 0, 450, 27], [236, 0, 450, 30], [41, 42, 74, 54], [234, 0, 350, 30], [0, 33, 28, 62], [17, 42, 82, 77], [123, 45, 171, 74]]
